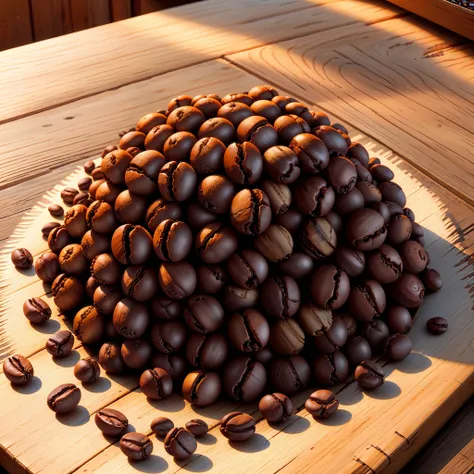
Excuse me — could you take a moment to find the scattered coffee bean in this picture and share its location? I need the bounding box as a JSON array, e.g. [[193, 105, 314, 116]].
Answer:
[[164, 427, 197, 459], [220, 412, 256, 441], [23, 297, 52, 324], [47, 383, 81, 413], [120, 432, 153, 461], [3, 355, 34, 385], [48, 203, 64, 217], [427, 317, 448, 335], [150, 416, 174, 437], [74, 358, 101, 383], [185, 419, 209, 437], [11, 248, 33, 269], [259, 393, 293, 423], [355, 360, 385, 390], [305, 390, 339, 419], [46, 330, 74, 358], [95, 408, 128, 436]]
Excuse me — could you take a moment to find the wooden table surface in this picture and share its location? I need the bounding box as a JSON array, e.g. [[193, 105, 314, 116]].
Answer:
[[0, 0, 473, 473]]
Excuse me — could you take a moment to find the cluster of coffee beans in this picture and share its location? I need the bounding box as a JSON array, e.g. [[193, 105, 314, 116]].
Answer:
[[9, 85, 446, 444]]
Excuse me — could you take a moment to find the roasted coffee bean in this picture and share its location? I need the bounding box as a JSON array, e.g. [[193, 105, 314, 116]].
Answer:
[[224, 142, 263, 184], [151, 353, 187, 381], [230, 188, 272, 236], [379, 181, 406, 207], [73, 305, 105, 344], [151, 296, 182, 320], [48, 203, 64, 217], [300, 217, 337, 260], [163, 131, 198, 162], [167, 106, 205, 133], [345, 336, 372, 366], [140, 367, 173, 400], [228, 249, 268, 289], [158, 161, 197, 201], [367, 244, 403, 284], [185, 419, 209, 437], [3, 355, 34, 385], [222, 93, 253, 106], [113, 298, 150, 339], [190, 137, 226, 176], [391, 273, 424, 308], [112, 224, 153, 265], [355, 360, 384, 390], [136, 112, 167, 134], [184, 294, 225, 334], [11, 248, 33, 269], [269, 355, 310, 395], [228, 309, 270, 352], [95, 408, 128, 436], [237, 115, 278, 153], [61, 187, 79, 205], [224, 357, 267, 402], [386, 306, 413, 334], [259, 393, 293, 423], [158, 261, 197, 299], [74, 358, 100, 384], [275, 116, 308, 144], [197, 174, 236, 214], [261, 276, 300, 318], [289, 133, 330, 173], [427, 317, 448, 335], [121, 338, 152, 369], [335, 246, 365, 278], [120, 432, 153, 461], [313, 352, 349, 386], [46, 330, 74, 358], [182, 370, 222, 407], [121, 265, 158, 302], [278, 251, 314, 279], [84, 160, 96, 174], [387, 214, 412, 246], [48, 226, 72, 253], [196, 264, 226, 294], [294, 176, 335, 217], [164, 427, 197, 459], [151, 320, 187, 353], [59, 243, 89, 275], [399, 240, 428, 274], [52, 274, 84, 311], [168, 95, 193, 112], [91, 253, 121, 285], [327, 156, 357, 194], [198, 117, 235, 145], [254, 224, 293, 263], [305, 390, 339, 420], [261, 180, 291, 215], [194, 97, 222, 118], [421, 268, 442, 293], [310, 265, 350, 310], [99, 342, 125, 374], [314, 125, 348, 155], [313, 316, 348, 354], [297, 303, 332, 337], [145, 124, 174, 152], [263, 145, 301, 184], [384, 333, 412, 361], [150, 416, 174, 437], [348, 279, 386, 322], [23, 297, 52, 324], [270, 318, 305, 355], [93, 285, 122, 314], [35, 252, 60, 282], [220, 412, 256, 441], [42, 221, 61, 238], [347, 208, 387, 251], [186, 333, 228, 369], [47, 383, 81, 413], [223, 285, 259, 312]]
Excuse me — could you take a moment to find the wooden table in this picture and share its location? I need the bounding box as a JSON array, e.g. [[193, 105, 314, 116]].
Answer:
[[0, 1, 473, 472]]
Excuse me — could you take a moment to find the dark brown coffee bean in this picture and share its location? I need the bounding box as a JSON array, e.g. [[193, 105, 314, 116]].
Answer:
[[421, 268, 442, 293], [194, 97, 222, 118], [270, 319, 305, 355], [427, 317, 448, 335], [384, 333, 412, 361], [230, 188, 272, 236], [151, 416, 174, 437], [300, 217, 336, 260], [197, 174, 236, 214], [165, 427, 197, 459], [228, 249, 268, 289], [73, 306, 105, 344], [11, 248, 33, 269], [140, 367, 173, 400], [335, 246, 365, 278], [390, 273, 424, 308], [269, 355, 310, 395], [99, 342, 125, 374], [224, 142, 263, 184], [186, 333, 228, 370], [254, 224, 293, 263], [35, 252, 60, 282], [348, 279, 386, 322], [355, 360, 384, 390], [23, 297, 52, 324], [48, 226, 72, 254], [84, 160, 96, 174], [52, 273, 84, 311], [158, 261, 197, 299], [345, 336, 372, 366], [190, 137, 226, 176], [220, 412, 256, 441], [347, 208, 387, 251], [237, 115, 278, 153], [305, 390, 339, 419], [261, 276, 300, 319], [185, 419, 208, 437], [48, 203, 64, 217], [42, 221, 61, 238], [228, 309, 270, 353], [95, 408, 128, 436], [3, 355, 34, 385], [46, 330, 74, 358], [294, 176, 335, 217], [61, 187, 79, 205], [74, 358, 100, 383], [182, 370, 222, 407], [386, 306, 413, 334], [310, 265, 350, 310], [263, 145, 301, 184], [47, 383, 81, 413], [278, 251, 314, 279], [259, 393, 293, 423], [367, 244, 403, 284], [151, 353, 186, 381], [313, 352, 349, 386], [120, 432, 153, 461], [399, 240, 428, 274]]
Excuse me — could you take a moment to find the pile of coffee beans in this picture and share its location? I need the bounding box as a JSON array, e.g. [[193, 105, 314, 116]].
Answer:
[[7, 85, 446, 460]]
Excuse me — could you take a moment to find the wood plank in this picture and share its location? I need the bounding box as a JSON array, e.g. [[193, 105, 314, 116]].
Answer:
[[30, 0, 73, 42], [386, 0, 474, 41], [1, 120, 472, 473], [87, 0, 111, 27], [226, 15, 474, 206], [0, 0, 33, 51], [110, 0, 132, 21], [401, 397, 474, 474], [70, 0, 91, 32], [0, 0, 403, 123]]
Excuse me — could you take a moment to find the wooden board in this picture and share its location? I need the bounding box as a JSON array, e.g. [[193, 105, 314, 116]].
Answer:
[[0, 0, 403, 123], [226, 15, 474, 205], [0, 125, 472, 473], [0, 0, 34, 51]]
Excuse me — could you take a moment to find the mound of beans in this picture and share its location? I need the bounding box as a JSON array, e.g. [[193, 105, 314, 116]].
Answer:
[[15, 84, 444, 410]]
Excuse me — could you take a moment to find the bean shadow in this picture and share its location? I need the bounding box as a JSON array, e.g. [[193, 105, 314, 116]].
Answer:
[[55, 405, 90, 426], [397, 352, 432, 374], [363, 381, 401, 400], [275, 414, 310, 434], [147, 394, 185, 412], [175, 454, 213, 472], [229, 434, 270, 453], [81, 376, 111, 393], [30, 318, 60, 334], [11, 376, 42, 394], [316, 409, 352, 427], [52, 350, 81, 367], [128, 455, 169, 473], [196, 433, 217, 445]]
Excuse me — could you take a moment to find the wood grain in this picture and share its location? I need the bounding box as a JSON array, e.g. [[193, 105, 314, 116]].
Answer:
[[401, 397, 474, 474], [110, 0, 132, 21], [0, 0, 403, 123], [226, 15, 474, 205], [30, 0, 73, 42], [386, 0, 474, 41], [0, 0, 34, 51]]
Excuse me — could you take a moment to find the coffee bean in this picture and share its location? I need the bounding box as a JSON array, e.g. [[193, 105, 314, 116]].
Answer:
[[427, 317, 448, 335], [120, 432, 153, 461], [310, 265, 350, 310], [52, 274, 84, 311], [158, 161, 197, 201], [48, 203, 64, 217], [23, 297, 52, 324], [84, 160, 96, 174], [195, 222, 239, 263], [151, 353, 187, 381], [259, 393, 293, 423], [185, 419, 208, 437], [367, 244, 403, 284], [300, 217, 336, 260], [230, 189, 272, 236], [46, 330, 74, 358], [113, 298, 150, 339], [47, 383, 81, 413], [313, 352, 349, 386], [74, 358, 100, 383], [390, 273, 424, 308], [186, 333, 228, 370], [384, 334, 412, 361], [121, 265, 158, 302], [112, 224, 153, 266], [150, 416, 174, 437], [48, 226, 72, 253], [99, 342, 125, 374], [220, 412, 255, 441], [227, 309, 270, 352], [386, 306, 413, 334], [158, 261, 197, 299], [294, 176, 335, 217], [224, 357, 267, 402], [224, 142, 262, 184], [421, 268, 442, 293], [347, 208, 387, 251], [355, 360, 384, 390], [164, 427, 197, 459], [305, 390, 339, 419], [140, 368, 173, 400], [182, 370, 222, 407], [11, 248, 33, 269], [73, 306, 105, 344], [361, 319, 390, 353], [121, 338, 152, 369], [95, 408, 128, 436], [345, 336, 372, 366], [261, 276, 300, 318], [3, 355, 34, 385], [42, 221, 61, 238], [61, 187, 79, 205], [348, 279, 386, 322]]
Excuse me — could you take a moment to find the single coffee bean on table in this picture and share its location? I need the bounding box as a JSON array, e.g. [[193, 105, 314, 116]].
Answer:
[[220, 412, 256, 441], [305, 390, 339, 420], [150, 416, 174, 437], [47, 383, 81, 414], [164, 427, 197, 459], [120, 432, 153, 461], [3, 355, 34, 385], [11, 248, 33, 269], [95, 408, 128, 436], [23, 297, 52, 324], [185, 419, 209, 437], [259, 393, 293, 423], [427, 317, 448, 334]]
